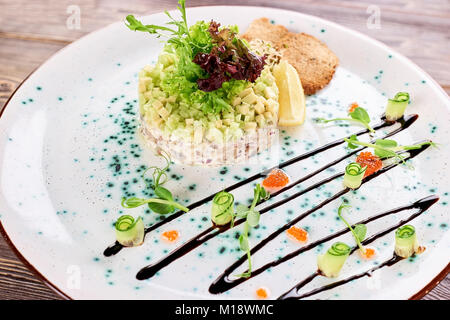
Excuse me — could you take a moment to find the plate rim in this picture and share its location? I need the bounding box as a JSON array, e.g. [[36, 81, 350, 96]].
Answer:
[[0, 5, 448, 300]]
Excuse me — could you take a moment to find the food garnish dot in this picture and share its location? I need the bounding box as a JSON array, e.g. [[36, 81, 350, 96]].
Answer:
[[162, 230, 179, 243], [356, 152, 382, 178], [286, 226, 308, 243]]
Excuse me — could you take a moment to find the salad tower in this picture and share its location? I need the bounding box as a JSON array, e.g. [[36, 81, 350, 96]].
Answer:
[[130, 0, 285, 165]]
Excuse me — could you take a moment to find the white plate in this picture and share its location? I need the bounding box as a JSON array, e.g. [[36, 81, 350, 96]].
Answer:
[[0, 6, 449, 300]]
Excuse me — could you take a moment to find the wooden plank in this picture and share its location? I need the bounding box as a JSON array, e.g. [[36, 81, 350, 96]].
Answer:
[[422, 276, 450, 300], [0, 237, 60, 300], [0, 0, 448, 96], [0, 37, 65, 109]]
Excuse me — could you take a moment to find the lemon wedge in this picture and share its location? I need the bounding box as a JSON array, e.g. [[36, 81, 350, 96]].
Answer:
[[273, 60, 306, 126]]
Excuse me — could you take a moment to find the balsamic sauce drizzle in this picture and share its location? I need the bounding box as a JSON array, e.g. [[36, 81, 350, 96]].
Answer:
[[211, 194, 439, 295], [104, 115, 418, 257], [135, 141, 431, 280], [278, 255, 403, 300]]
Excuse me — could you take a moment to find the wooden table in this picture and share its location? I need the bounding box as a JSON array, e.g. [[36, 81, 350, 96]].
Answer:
[[0, 0, 449, 300]]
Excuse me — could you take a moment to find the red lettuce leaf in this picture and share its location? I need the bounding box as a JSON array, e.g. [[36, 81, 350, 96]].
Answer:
[[193, 20, 266, 92]]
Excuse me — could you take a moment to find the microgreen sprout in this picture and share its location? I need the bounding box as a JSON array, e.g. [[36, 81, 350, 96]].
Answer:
[[344, 135, 437, 166], [121, 151, 189, 214], [141, 150, 170, 189], [316, 105, 375, 133], [233, 184, 270, 278], [125, 0, 190, 41], [337, 203, 367, 255]]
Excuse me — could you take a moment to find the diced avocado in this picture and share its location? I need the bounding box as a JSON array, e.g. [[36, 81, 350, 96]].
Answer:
[[193, 122, 203, 144], [242, 91, 258, 105], [256, 114, 266, 127], [143, 65, 154, 73], [139, 77, 151, 93], [157, 107, 170, 120], [237, 103, 250, 115], [165, 102, 174, 113], [244, 115, 253, 122], [239, 88, 253, 98], [152, 100, 164, 110], [158, 53, 175, 68], [144, 91, 153, 100], [253, 81, 267, 94], [266, 98, 278, 114], [254, 100, 265, 115], [264, 111, 274, 123], [166, 95, 176, 104], [244, 121, 257, 131], [231, 96, 242, 106], [264, 87, 276, 100]]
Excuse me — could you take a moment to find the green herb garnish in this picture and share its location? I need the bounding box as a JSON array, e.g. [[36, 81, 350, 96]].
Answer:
[[121, 152, 189, 214], [125, 0, 251, 114], [337, 203, 367, 254], [233, 184, 269, 278], [141, 151, 170, 189], [316, 105, 375, 133], [344, 134, 436, 165]]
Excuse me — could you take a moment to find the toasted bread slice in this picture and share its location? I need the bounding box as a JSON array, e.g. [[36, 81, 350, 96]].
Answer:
[[241, 17, 289, 46], [279, 33, 339, 95], [242, 18, 339, 95]]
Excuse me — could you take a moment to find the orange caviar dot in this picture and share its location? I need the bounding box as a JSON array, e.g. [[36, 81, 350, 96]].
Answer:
[[286, 226, 308, 243], [348, 102, 359, 113], [416, 246, 426, 254], [162, 230, 179, 242], [356, 152, 383, 178], [262, 169, 290, 193], [255, 287, 269, 299], [361, 247, 376, 259]]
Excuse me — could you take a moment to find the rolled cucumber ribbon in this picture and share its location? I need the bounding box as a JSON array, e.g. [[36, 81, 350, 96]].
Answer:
[[343, 162, 367, 189], [395, 225, 418, 258], [385, 92, 410, 122], [115, 215, 145, 247], [317, 242, 351, 277], [211, 191, 234, 225]]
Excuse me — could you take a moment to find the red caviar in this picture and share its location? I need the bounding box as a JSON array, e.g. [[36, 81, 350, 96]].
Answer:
[[416, 246, 426, 254], [361, 247, 376, 259], [262, 169, 290, 193], [255, 287, 269, 299], [162, 230, 179, 242], [286, 226, 308, 243], [348, 102, 359, 113], [356, 152, 382, 178]]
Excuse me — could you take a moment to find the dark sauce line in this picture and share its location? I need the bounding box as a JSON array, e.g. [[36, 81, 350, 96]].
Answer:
[[209, 194, 438, 294], [104, 115, 418, 257], [208, 143, 432, 292], [135, 173, 344, 280], [135, 142, 430, 281], [245, 114, 418, 208], [351, 195, 439, 254], [276, 195, 439, 300], [279, 254, 403, 300]]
